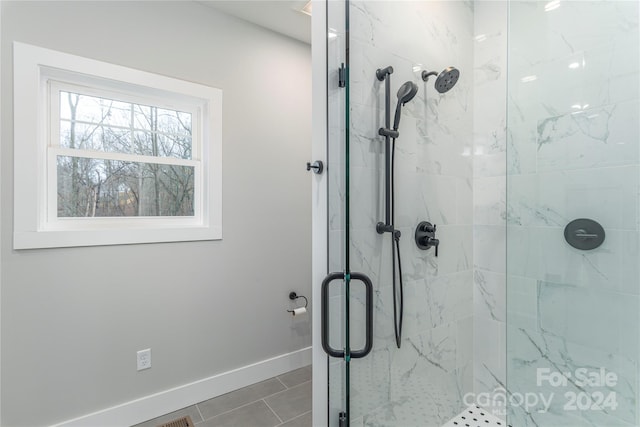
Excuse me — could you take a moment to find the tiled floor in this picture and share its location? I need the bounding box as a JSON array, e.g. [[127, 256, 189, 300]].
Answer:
[[442, 406, 510, 427], [133, 365, 312, 427]]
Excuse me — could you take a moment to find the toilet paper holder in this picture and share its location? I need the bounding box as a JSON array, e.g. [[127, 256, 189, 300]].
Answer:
[[287, 292, 308, 315]]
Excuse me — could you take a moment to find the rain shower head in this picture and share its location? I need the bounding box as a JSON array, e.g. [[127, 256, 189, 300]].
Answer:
[[393, 81, 418, 131], [421, 67, 460, 93]]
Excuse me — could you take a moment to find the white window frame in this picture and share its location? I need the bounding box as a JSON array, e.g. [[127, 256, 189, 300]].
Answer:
[[13, 42, 223, 249]]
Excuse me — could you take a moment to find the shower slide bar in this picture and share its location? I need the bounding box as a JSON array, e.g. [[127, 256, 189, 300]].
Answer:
[[375, 66, 396, 235]]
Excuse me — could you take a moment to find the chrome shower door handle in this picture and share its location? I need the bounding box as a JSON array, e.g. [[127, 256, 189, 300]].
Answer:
[[321, 272, 374, 360]]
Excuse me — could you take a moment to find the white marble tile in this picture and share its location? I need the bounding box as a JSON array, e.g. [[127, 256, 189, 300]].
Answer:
[[506, 126, 538, 176], [473, 316, 506, 397], [474, 269, 505, 323], [349, 227, 390, 287], [474, 176, 506, 226], [394, 171, 458, 229], [474, 150, 506, 179], [509, 1, 639, 67], [387, 327, 465, 425], [424, 270, 473, 331], [473, 225, 506, 273], [504, 225, 539, 279], [508, 166, 639, 230], [414, 138, 473, 179], [473, 1, 507, 42], [508, 31, 640, 120], [507, 226, 640, 295], [350, 345, 393, 421], [531, 61, 640, 120], [350, 1, 474, 68], [579, 409, 638, 427], [328, 230, 345, 274], [349, 166, 383, 231], [357, 327, 468, 426], [394, 225, 439, 283], [537, 281, 640, 361], [456, 177, 474, 225], [506, 274, 538, 331], [430, 225, 473, 276], [349, 103, 386, 170], [474, 73, 506, 149], [536, 101, 640, 172], [507, 325, 639, 426], [456, 316, 474, 370], [395, 279, 430, 342]]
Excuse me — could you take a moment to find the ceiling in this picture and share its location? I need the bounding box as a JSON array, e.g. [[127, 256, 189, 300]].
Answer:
[[198, 1, 312, 44]]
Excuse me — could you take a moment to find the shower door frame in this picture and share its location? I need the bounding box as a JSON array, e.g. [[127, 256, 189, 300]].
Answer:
[[313, 0, 362, 425], [311, 0, 329, 426]]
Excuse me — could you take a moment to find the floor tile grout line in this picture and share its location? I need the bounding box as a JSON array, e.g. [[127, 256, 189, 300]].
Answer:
[[198, 386, 292, 422], [263, 379, 312, 401], [276, 367, 312, 390], [199, 380, 312, 423], [275, 376, 289, 389], [263, 398, 285, 424], [275, 410, 312, 426], [139, 370, 312, 426], [194, 403, 205, 424]]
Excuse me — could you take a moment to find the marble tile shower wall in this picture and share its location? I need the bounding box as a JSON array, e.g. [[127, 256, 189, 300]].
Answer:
[[506, 2, 640, 426], [343, 2, 475, 425], [472, 1, 507, 418]]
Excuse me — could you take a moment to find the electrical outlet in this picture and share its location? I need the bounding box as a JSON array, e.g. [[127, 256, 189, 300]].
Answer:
[[137, 348, 151, 371]]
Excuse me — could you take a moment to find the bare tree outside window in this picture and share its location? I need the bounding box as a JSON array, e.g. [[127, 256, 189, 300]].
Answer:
[[56, 91, 195, 217]]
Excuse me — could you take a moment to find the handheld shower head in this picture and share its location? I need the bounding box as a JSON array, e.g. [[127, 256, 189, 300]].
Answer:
[[393, 81, 418, 131], [421, 67, 460, 93], [397, 80, 419, 105]]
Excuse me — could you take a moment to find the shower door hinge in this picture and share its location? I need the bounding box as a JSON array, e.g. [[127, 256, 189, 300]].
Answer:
[[338, 411, 347, 427], [338, 63, 346, 88]]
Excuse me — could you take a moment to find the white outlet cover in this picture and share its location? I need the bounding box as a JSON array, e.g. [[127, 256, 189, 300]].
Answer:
[[137, 348, 151, 371]]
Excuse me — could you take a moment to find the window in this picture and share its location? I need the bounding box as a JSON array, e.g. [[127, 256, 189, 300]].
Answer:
[[13, 42, 222, 249]]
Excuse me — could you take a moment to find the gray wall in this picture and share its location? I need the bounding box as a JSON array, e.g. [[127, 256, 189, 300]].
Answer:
[[0, 2, 311, 426]]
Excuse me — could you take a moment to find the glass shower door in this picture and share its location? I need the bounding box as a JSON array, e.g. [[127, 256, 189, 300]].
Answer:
[[506, 1, 640, 426], [324, 1, 475, 426], [324, 1, 374, 426]]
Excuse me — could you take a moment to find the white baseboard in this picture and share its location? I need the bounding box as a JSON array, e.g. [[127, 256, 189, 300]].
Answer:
[[51, 346, 312, 427]]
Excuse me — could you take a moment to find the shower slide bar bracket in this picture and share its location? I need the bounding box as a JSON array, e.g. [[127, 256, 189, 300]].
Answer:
[[378, 127, 399, 139]]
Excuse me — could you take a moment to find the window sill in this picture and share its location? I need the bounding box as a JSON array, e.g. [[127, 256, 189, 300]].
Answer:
[[14, 226, 222, 250]]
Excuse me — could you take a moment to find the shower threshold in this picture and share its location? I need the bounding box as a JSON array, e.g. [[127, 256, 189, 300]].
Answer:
[[442, 405, 509, 427]]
